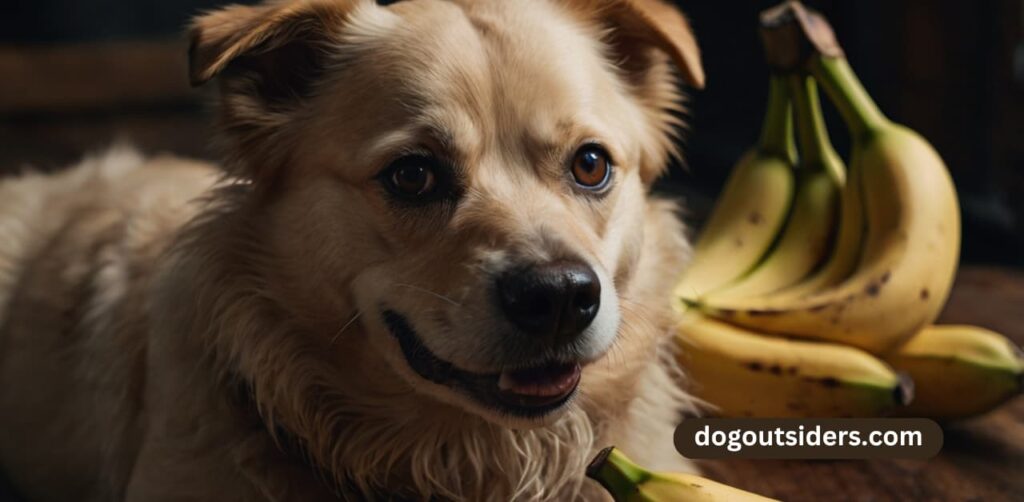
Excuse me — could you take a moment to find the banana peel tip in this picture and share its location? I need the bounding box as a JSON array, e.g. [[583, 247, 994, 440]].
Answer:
[[896, 372, 915, 407], [586, 446, 615, 481]]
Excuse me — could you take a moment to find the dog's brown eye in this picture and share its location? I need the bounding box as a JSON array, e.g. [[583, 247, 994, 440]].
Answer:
[[571, 145, 612, 190], [383, 156, 439, 199]]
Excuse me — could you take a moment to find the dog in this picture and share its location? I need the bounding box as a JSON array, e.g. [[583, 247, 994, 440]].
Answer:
[[0, 0, 704, 499]]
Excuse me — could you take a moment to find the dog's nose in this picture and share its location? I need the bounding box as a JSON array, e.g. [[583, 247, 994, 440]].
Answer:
[[496, 260, 601, 343]]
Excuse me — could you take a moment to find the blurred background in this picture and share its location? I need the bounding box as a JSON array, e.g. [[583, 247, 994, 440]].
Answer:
[[2, 0, 1022, 270]]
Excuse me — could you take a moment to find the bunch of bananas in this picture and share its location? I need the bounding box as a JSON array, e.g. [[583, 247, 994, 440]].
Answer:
[[673, 2, 1024, 420]]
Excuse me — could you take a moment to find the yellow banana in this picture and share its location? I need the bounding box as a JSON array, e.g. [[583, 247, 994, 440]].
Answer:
[[675, 313, 911, 418], [673, 76, 795, 300], [703, 75, 842, 301], [586, 447, 777, 502], [767, 159, 864, 300], [686, 6, 961, 355], [887, 325, 1024, 420]]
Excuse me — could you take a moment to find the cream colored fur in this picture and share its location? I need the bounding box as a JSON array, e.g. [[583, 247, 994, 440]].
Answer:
[[0, 0, 703, 500]]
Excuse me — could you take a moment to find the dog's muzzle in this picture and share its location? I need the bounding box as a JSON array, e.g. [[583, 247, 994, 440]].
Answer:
[[383, 310, 583, 417]]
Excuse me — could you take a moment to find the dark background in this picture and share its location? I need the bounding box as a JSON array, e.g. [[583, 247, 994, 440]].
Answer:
[[1, 0, 1022, 269]]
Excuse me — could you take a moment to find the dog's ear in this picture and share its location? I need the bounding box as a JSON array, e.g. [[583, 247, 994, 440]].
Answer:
[[188, 1, 358, 184], [567, 0, 704, 89], [189, 1, 346, 91]]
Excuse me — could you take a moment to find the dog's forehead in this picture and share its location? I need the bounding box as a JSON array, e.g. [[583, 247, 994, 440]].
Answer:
[[359, 0, 623, 138]]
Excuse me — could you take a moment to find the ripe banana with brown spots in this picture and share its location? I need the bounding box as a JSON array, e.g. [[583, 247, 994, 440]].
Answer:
[[675, 313, 911, 418]]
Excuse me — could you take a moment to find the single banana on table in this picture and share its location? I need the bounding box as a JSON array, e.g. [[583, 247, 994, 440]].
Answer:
[[887, 325, 1024, 420], [702, 74, 843, 302], [673, 75, 796, 300], [587, 447, 777, 501], [684, 3, 961, 355], [675, 313, 911, 418]]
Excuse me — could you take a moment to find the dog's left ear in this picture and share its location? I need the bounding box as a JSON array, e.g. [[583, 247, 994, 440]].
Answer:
[[598, 0, 704, 89], [565, 0, 704, 89]]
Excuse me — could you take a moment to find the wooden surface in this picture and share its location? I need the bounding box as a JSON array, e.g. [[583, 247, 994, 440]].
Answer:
[[701, 266, 1024, 502]]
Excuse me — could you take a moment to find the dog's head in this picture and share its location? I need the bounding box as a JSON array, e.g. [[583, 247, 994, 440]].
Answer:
[[190, 0, 701, 427]]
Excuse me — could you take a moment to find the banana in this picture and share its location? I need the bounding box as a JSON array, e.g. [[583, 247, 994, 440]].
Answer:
[[887, 325, 1024, 420], [586, 447, 777, 501], [675, 313, 911, 418], [673, 76, 796, 300], [767, 159, 864, 300], [702, 75, 842, 301], [685, 5, 961, 355]]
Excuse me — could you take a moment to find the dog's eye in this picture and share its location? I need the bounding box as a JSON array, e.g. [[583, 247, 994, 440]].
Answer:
[[382, 155, 440, 199], [570, 145, 612, 190]]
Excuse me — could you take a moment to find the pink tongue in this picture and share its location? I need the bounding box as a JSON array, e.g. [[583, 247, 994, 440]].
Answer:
[[498, 363, 581, 397]]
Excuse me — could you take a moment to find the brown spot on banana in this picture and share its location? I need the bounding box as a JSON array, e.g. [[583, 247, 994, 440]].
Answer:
[[802, 376, 843, 387], [745, 362, 765, 372], [919, 288, 930, 300], [747, 309, 784, 317], [748, 212, 763, 224]]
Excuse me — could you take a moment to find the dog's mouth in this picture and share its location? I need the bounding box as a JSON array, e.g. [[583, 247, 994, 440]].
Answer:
[[382, 310, 582, 417]]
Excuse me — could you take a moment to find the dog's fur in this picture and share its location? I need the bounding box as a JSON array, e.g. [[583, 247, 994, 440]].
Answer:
[[0, 0, 703, 499]]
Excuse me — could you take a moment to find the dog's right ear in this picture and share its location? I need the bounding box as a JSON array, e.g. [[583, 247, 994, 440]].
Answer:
[[188, 1, 352, 96]]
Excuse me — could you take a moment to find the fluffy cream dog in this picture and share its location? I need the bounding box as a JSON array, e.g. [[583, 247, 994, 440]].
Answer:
[[0, 0, 704, 499]]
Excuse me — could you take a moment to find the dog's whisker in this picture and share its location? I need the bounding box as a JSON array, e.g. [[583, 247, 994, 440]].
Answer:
[[394, 283, 463, 307], [331, 311, 363, 345]]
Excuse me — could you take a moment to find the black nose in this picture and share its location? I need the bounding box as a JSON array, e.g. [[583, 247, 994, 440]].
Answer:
[[496, 259, 601, 343]]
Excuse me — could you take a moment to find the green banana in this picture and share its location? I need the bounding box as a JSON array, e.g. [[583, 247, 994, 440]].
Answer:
[[673, 76, 796, 300], [688, 5, 961, 355], [587, 447, 777, 501], [887, 325, 1024, 420], [702, 74, 842, 301], [675, 312, 910, 418]]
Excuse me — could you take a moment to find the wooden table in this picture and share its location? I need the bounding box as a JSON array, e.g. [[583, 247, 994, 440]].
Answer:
[[701, 266, 1024, 502]]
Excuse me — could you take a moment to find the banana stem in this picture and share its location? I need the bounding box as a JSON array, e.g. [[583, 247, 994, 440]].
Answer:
[[757, 75, 797, 163], [809, 56, 889, 139], [789, 74, 845, 183], [586, 447, 649, 501]]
